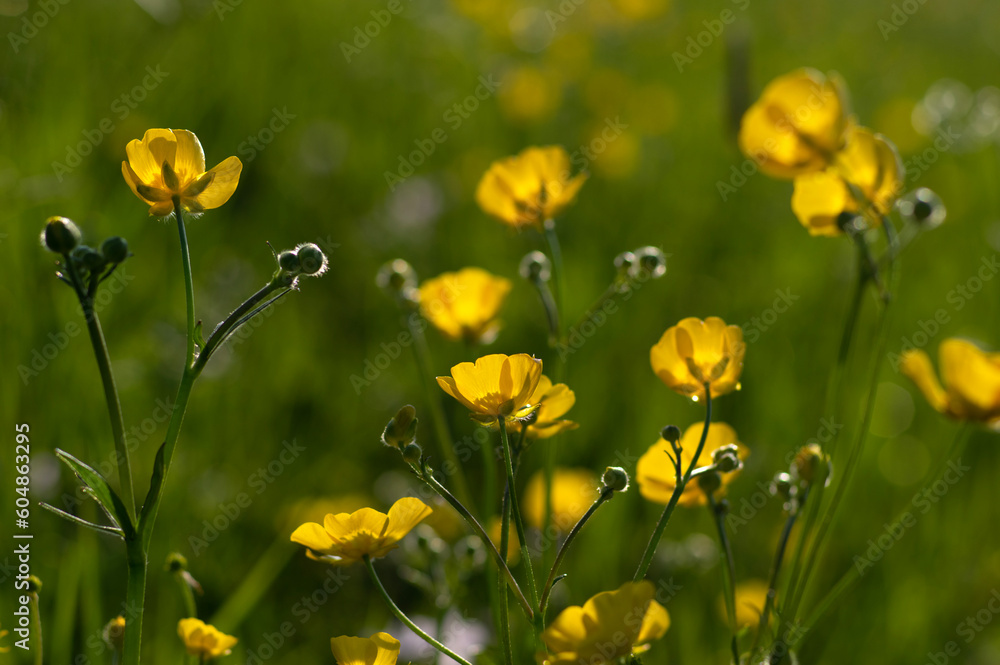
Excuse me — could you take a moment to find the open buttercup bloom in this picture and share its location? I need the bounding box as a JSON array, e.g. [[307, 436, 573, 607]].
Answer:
[[290, 497, 432, 566], [330, 632, 401, 665], [523, 468, 598, 532], [122, 128, 242, 216], [437, 353, 543, 424], [791, 126, 904, 236], [177, 618, 237, 659], [510, 375, 578, 439], [650, 317, 745, 401], [738, 68, 850, 179], [539, 581, 669, 665], [636, 422, 748, 507], [901, 338, 1000, 428], [419, 267, 512, 344], [475, 146, 588, 230]]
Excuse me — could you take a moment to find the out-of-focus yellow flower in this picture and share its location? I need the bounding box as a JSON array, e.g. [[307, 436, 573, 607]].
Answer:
[[636, 422, 748, 507], [791, 126, 903, 236], [102, 616, 126, 651], [606, 0, 670, 21], [523, 468, 598, 532], [510, 375, 578, 439], [330, 632, 401, 665], [0, 620, 9, 653], [475, 146, 587, 230], [650, 317, 744, 401], [739, 68, 850, 179], [540, 581, 669, 665], [498, 66, 562, 123], [290, 497, 432, 566], [419, 267, 512, 344], [437, 353, 543, 424], [488, 516, 521, 564], [901, 338, 1000, 427], [122, 129, 242, 216], [177, 618, 237, 659], [718, 579, 770, 629]]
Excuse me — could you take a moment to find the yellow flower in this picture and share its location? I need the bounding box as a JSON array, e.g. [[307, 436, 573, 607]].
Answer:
[[719, 579, 771, 629], [739, 68, 850, 179], [791, 126, 903, 236], [475, 146, 588, 230], [901, 338, 1000, 427], [511, 375, 579, 439], [540, 581, 669, 665], [636, 422, 748, 507], [523, 468, 598, 532], [0, 620, 8, 653], [437, 353, 543, 424], [290, 497, 432, 566], [330, 632, 401, 665], [650, 317, 744, 401], [177, 618, 237, 659], [122, 128, 242, 216], [419, 267, 512, 344]]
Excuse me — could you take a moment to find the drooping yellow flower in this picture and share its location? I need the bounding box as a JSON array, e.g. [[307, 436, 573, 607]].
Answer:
[[177, 618, 237, 659], [419, 267, 512, 344], [437, 353, 543, 424], [524, 468, 598, 532], [540, 581, 669, 665], [739, 68, 850, 179], [719, 579, 771, 629], [122, 128, 242, 216], [636, 422, 748, 507], [330, 632, 401, 665], [476, 146, 587, 230], [290, 497, 432, 566], [791, 126, 903, 236], [901, 338, 1000, 427], [650, 317, 744, 401], [510, 375, 578, 439]]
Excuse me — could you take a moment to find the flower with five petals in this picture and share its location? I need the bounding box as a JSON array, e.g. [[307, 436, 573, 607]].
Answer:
[[437, 353, 543, 424], [330, 632, 401, 665], [650, 317, 744, 401], [901, 338, 1000, 428]]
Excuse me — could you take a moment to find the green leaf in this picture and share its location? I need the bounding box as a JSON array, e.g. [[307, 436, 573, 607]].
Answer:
[[39, 502, 124, 539], [55, 448, 135, 540], [139, 442, 167, 550]]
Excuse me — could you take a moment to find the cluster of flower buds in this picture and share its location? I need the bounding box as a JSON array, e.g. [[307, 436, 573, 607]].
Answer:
[[771, 443, 831, 513], [382, 404, 422, 465], [376, 259, 420, 310], [42, 216, 130, 281], [519, 251, 552, 283], [898, 187, 946, 229], [613, 246, 668, 291], [275, 242, 329, 286]]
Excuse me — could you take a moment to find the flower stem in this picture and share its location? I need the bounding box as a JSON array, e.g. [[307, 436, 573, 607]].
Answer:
[[29, 591, 42, 665], [364, 556, 473, 665], [122, 542, 146, 665], [193, 281, 284, 373], [707, 494, 739, 664], [542, 219, 564, 346], [497, 419, 540, 623], [634, 384, 712, 582], [175, 199, 197, 366]]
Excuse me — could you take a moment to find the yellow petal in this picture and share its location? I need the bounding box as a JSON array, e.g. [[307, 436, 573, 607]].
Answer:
[[290, 522, 336, 552], [326, 507, 389, 540], [939, 338, 1000, 417], [331, 635, 377, 665], [650, 326, 700, 397], [436, 375, 481, 414], [145, 131, 179, 174], [791, 170, 852, 236], [900, 349, 949, 414], [125, 130, 169, 182], [384, 497, 433, 541], [171, 129, 207, 182], [635, 600, 670, 645], [196, 156, 243, 210], [122, 161, 154, 205], [370, 632, 402, 665]]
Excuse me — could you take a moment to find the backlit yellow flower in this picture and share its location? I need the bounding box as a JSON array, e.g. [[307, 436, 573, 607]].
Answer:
[[739, 68, 850, 179], [636, 422, 748, 507], [476, 146, 587, 230], [524, 468, 598, 532], [330, 632, 400, 665], [437, 353, 543, 424], [511, 375, 578, 439], [177, 618, 237, 659], [791, 126, 903, 236], [719, 579, 771, 629], [122, 128, 242, 216], [290, 497, 432, 566], [540, 581, 669, 665], [419, 267, 512, 344], [901, 338, 1000, 427], [650, 317, 744, 401]]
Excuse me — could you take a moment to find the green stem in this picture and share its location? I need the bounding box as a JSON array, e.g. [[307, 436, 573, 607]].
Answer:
[[707, 494, 739, 664], [29, 592, 42, 665], [193, 281, 283, 373], [529, 275, 561, 347], [542, 219, 564, 347], [364, 556, 473, 665], [123, 543, 147, 665], [172, 571, 197, 619], [175, 199, 197, 366], [634, 384, 712, 581], [497, 418, 539, 623]]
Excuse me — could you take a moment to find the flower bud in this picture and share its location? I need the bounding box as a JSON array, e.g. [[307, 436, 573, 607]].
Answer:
[[771, 472, 794, 500], [296, 243, 329, 276], [519, 250, 552, 282], [661, 425, 681, 445], [42, 216, 82, 254], [697, 471, 722, 495], [26, 575, 42, 593], [71, 245, 106, 273], [792, 443, 827, 485], [632, 246, 668, 279], [382, 405, 418, 450], [100, 236, 129, 264], [836, 211, 864, 235], [376, 259, 418, 293], [712, 444, 742, 472], [277, 250, 301, 274], [602, 466, 630, 492], [898, 188, 946, 229], [613, 251, 636, 274], [165, 552, 188, 573], [402, 443, 423, 465], [103, 616, 126, 652]]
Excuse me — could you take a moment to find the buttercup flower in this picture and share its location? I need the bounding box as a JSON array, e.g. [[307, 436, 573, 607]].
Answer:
[[901, 338, 1000, 427], [636, 422, 748, 507], [510, 375, 578, 439], [0, 620, 8, 653], [791, 127, 903, 236], [719, 579, 770, 629], [177, 618, 237, 659], [122, 129, 242, 216], [523, 468, 598, 532], [330, 632, 401, 665], [540, 581, 669, 665], [476, 146, 587, 230], [739, 68, 850, 179], [419, 267, 512, 344], [437, 353, 543, 424], [650, 317, 745, 400], [290, 497, 433, 566]]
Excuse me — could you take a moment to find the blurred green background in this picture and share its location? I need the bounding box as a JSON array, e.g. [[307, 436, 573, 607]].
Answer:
[[2, 0, 1000, 662]]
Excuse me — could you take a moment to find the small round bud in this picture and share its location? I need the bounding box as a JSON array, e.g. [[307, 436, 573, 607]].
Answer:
[[792, 443, 827, 485], [26, 575, 42, 593], [71, 245, 105, 272], [43, 216, 82, 254], [165, 552, 188, 572], [836, 211, 865, 235], [697, 471, 722, 495], [712, 444, 742, 473], [103, 616, 126, 652], [277, 250, 301, 274], [898, 188, 946, 229], [402, 443, 423, 465], [519, 250, 552, 282], [100, 236, 129, 264], [376, 259, 418, 294], [771, 472, 795, 500], [382, 405, 418, 450], [661, 425, 682, 445], [632, 246, 668, 279], [296, 243, 328, 276], [602, 466, 630, 492], [613, 251, 636, 274]]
